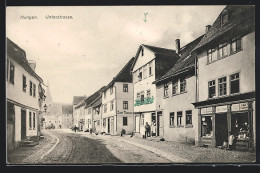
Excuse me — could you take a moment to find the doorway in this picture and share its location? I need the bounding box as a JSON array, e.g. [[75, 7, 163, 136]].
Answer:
[[135, 115, 140, 133], [107, 118, 110, 133], [110, 118, 114, 134], [21, 109, 26, 140], [215, 113, 228, 146], [157, 112, 163, 136]]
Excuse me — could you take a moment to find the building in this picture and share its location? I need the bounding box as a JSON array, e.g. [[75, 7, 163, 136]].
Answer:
[[131, 44, 180, 137], [6, 38, 45, 151], [153, 35, 204, 143], [72, 96, 86, 128], [192, 5, 255, 150], [42, 103, 63, 129], [74, 98, 86, 131], [102, 57, 135, 135], [61, 105, 73, 129], [91, 96, 102, 134]]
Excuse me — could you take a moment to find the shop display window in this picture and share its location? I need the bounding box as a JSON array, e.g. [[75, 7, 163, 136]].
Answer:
[[201, 116, 213, 137], [231, 112, 251, 139]]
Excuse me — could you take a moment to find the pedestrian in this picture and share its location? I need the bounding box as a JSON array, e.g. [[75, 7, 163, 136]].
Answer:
[[144, 122, 150, 139], [151, 120, 156, 137], [228, 131, 235, 150], [74, 125, 77, 133]]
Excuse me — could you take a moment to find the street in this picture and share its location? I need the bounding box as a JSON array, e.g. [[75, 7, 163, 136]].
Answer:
[[8, 129, 171, 164]]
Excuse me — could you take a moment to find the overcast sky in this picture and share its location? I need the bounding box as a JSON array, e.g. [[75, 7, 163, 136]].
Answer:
[[6, 5, 225, 104]]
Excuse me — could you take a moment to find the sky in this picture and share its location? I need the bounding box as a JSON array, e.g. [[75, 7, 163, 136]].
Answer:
[[6, 5, 225, 104]]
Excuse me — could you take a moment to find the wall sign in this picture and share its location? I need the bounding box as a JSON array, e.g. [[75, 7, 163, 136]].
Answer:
[[201, 107, 213, 114], [216, 105, 227, 113], [231, 102, 248, 111], [231, 104, 240, 112]]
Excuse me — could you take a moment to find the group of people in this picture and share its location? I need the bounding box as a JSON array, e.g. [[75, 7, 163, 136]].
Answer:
[[221, 131, 236, 150], [144, 120, 156, 139]]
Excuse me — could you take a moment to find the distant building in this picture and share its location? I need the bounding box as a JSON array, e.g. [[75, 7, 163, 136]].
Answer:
[[6, 38, 45, 151], [74, 98, 86, 131], [42, 103, 63, 129], [72, 96, 86, 128], [192, 5, 255, 150], [154, 35, 204, 144], [131, 44, 180, 138], [62, 105, 73, 129], [102, 57, 135, 135]]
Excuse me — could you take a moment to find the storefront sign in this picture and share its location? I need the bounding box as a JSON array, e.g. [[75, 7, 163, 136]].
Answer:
[[201, 108, 207, 114], [201, 107, 213, 114], [216, 105, 227, 113], [206, 107, 213, 114], [240, 103, 248, 111], [231, 104, 240, 112]]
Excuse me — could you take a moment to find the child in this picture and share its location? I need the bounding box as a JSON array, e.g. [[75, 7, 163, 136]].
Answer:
[[228, 132, 235, 150]]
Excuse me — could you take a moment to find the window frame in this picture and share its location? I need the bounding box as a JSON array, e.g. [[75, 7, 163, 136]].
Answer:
[[140, 91, 144, 103], [33, 83, 36, 97], [177, 111, 183, 127], [230, 72, 240, 95], [123, 101, 128, 110], [218, 76, 227, 96], [23, 75, 27, 92], [110, 100, 114, 111], [185, 110, 192, 127], [169, 112, 175, 127], [230, 37, 242, 55], [9, 61, 15, 85], [123, 84, 128, 92], [221, 10, 228, 26], [146, 89, 151, 98], [149, 61, 153, 76], [110, 87, 113, 95], [29, 111, 32, 130], [172, 80, 178, 95], [33, 112, 36, 129], [164, 83, 169, 98], [123, 117, 128, 126], [208, 80, 216, 99], [180, 78, 187, 93], [29, 81, 33, 96]]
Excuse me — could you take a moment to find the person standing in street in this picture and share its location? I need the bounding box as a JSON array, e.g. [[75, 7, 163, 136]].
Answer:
[[144, 122, 150, 139], [151, 120, 156, 137], [228, 131, 235, 150]]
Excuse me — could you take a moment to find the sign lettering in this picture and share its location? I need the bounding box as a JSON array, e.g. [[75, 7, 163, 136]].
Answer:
[[216, 105, 227, 113]]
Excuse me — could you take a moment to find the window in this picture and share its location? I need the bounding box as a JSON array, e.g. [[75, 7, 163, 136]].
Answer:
[[29, 112, 32, 129], [143, 64, 148, 79], [138, 68, 142, 81], [177, 112, 182, 126], [23, 75, 27, 92], [221, 11, 228, 26], [104, 90, 107, 98], [140, 91, 144, 103], [123, 117, 128, 126], [208, 80, 216, 98], [123, 101, 128, 110], [110, 100, 114, 111], [141, 114, 144, 126], [33, 112, 36, 129], [149, 61, 153, 76], [201, 116, 213, 137], [230, 73, 240, 94], [29, 81, 33, 96], [33, 83, 36, 97], [218, 43, 228, 58], [172, 80, 178, 95], [6, 60, 9, 81], [9, 62, 15, 84], [207, 48, 218, 63], [164, 83, 169, 97], [123, 84, 128, 92], [110, 87, 113, 95], [231, 37, 242, 54], [180, 78, 186, 93], [146, 89, 151, 98], [186, 110, 192, 125], [103, 118, 106, 127], [218, 77, 227, 96], [104, 104, 107, 113], [137, 92, 140, 100], [170, 112, 174, 126]]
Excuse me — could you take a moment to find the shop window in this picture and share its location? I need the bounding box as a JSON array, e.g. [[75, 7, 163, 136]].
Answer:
[[149, 61, 153, 76], [33, 83, 36, 97], [186, 110, 192, 125], [147, 89, 151, 98], [141, 91, 144, 103], [177, 111, 182, 126], [169, 112, 174, 126], [231, 112, 252, 139], [164, 83, 169, 97], [9, 62, 15, 84], [208, 80, 216, 98], [123, 84, 128, 92], [123, 101, 128, 110], [29, 112, 32, 129], [123, 117, 128, 126], [218, 43, 228, 58], [231, 37, 242, 54], [230, 73, 240, 94], [110, 87, 113, 95], [33, 112, 36, 129], [180, 78, 187, 93], [201, 116, 213, 137], [218, 77, 227, 96], [172, 80, 178, 95], [29, 81, 33, 96]]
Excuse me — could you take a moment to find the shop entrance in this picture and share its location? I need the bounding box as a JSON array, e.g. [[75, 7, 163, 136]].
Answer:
[[157, 112, 163, 136], [215, 113, 228, 146], [107, 118, 110, 133], [21, 109, 27, 140], [135, 115, 140, 133]]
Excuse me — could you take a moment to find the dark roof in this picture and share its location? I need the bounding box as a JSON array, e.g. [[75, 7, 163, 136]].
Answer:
[[7, 38, 43, 83], [84, 86, 106, 108], [154, 35, 204, 84], [90, 96, 102, 108], [62, 105, 73, 114], [193, 5, 255, 52], [104, 57, 135, 90], [131, 44, 178, 72], [72, 96, 86, 105]]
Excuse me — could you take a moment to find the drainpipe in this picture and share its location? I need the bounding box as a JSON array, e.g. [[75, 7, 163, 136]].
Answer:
[[194, 52, 198, 102], [114, 85, 117, 133]]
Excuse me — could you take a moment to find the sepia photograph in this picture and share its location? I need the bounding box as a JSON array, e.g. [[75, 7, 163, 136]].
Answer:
[[5, 3, 256, 165]]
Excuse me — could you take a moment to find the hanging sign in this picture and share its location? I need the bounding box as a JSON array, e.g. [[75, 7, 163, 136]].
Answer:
[[216, 105, 227, 113]]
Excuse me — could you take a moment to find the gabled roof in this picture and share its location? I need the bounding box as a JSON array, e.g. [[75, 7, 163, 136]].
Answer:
[[90, 96, 102, 108], [104, 57, 135, 91], [73, 96, 86, 105], [154, 35, 204, 84], [130, 44, 178, 72], [7, 38, 43, 83], [62, 105, 73, 114], [193, 5, 255, 52], [85, 86, 106, 108]]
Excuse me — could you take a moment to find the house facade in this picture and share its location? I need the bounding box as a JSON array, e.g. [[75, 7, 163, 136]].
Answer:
[[72, 96, 86, 128], [131, 44, 180, 137], [61, 105, 73, 129], [74, 99, 86, 131], [42, 103, 63, 129], [6, 38, 45, 151], [102, 57, 135, 135], [154, 35, 203, 144], [192, 5, 255, 150]]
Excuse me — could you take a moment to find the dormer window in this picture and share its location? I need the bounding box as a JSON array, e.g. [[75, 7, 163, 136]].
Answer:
[[221, 10, 228, 26]]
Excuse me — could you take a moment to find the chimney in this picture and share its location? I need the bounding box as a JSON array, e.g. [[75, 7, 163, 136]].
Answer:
[[28, 60, 36, 71], [205, 25, 211, 33], [175, 39, 180, 54]]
